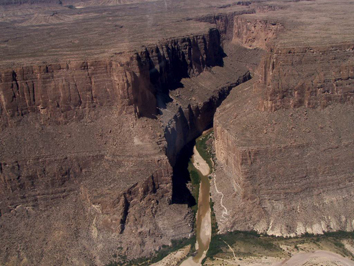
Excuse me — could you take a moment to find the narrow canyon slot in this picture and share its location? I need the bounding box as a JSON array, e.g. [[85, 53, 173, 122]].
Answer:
[[1, 0, 354, 265]]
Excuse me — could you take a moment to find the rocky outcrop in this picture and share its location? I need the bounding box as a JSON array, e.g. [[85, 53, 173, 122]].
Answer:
[[258, 45, 354, 111], [0, 29, 223, 127], [232, 17, 283, 49], [211, 10, 354, 237], [164, 71, 251, 166], [213, 95, 354, 236], [0, 25, 226, 265], [1, 0, 354, 264]]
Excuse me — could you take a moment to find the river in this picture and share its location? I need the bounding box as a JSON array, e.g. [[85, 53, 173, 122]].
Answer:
[[180, 144, 212, 266]]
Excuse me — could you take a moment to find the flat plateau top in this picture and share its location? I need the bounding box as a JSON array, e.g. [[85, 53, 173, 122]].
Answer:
[[0, 0, 354, 68], [0, 0, 248, 67], [243, 0, 354, 48], [215, 78, 354, 149]]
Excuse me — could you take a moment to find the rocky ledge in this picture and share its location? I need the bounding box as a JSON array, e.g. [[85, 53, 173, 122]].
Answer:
[[0, 0, 353, 265], [211, 0, 354, 237]]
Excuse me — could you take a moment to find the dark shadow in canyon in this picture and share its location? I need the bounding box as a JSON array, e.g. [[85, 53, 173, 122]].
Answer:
[[148, 30, 226, 112], [171, 138, 197, 206], [168, 71, 252, 206]]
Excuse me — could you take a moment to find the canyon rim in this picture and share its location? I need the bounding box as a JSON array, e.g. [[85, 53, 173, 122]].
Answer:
[[0, 0, 353, 265]]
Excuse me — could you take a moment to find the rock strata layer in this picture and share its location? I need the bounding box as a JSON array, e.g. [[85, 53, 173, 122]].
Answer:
[[0, 29, 223, 127], [0, 0, 256, 264], [211, 0, 354, 237], [0, 0, 354, 265]]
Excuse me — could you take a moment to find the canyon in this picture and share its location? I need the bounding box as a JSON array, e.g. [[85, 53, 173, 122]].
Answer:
[[211, 0, 354, 237], [0, 0, 353, 265]]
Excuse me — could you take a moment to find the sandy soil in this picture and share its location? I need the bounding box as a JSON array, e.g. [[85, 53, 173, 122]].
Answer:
[[205, 250, 354, 266], [204, 256, 282, 265], [192, 146, 210, 176], [274, 251, 354, 266], [343, 240, 354, 256], [180, 256, 200, 266], [150, 245, 191, 266], [180, 147, 211, 266]]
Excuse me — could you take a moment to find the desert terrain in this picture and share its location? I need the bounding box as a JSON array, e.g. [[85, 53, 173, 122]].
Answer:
[[0, 0, 353, 265]]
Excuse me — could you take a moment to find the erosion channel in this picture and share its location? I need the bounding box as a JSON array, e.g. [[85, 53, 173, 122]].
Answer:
[[181, 131, 213, 266]]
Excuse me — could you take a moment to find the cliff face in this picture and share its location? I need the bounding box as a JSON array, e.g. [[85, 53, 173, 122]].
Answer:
[[227, 13, 354, 112], [213, 101, 354, 236], [0, 153, 190, 265], [1, 0, 354, 264], [195, 10, 257, 43], [212, 12, 354, 236], [0, 29, 222, 127], [0, 106, 194, 265], [0, 18, 248, 264], [232, 17, 283, 49], [136, 29, 224, 114], [258, 45, 354, 111], [0, 60, 135, 125], [164, 71, 250, 167], [0, 28, 225, 265]]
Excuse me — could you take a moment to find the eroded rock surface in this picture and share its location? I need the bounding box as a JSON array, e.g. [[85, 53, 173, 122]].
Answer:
[[212, 0, 354, 237], [0, 0, 353, 265], [0, 0, 255, 264]]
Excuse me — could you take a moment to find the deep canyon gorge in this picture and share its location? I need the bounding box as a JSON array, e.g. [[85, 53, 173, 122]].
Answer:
[[0, 0, 354, 265]]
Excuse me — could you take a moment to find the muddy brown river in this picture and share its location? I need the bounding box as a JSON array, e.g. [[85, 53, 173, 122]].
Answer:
[[180, 146, 211, 266]]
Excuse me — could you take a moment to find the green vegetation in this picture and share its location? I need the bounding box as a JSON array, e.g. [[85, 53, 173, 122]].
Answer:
[[108, 130, 354, 265], [207, 230, 283, 259], [188, 160, 201, 214], [210, 199, 219, 238], [106, 237, 196, 266], [188, 130, 215, 226], [195, 130, 215, 170], [205, 230, 354, 262], [324, 231, 354, 239]]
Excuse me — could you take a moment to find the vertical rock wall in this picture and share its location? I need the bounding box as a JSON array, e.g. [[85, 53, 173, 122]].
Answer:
[[212, 16, 354, 236], [0, 29, 223, 127], [258, 45, 354, 111]]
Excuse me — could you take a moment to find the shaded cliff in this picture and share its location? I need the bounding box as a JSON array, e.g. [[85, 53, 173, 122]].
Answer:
[[0, 19, 244, 264], [0, 29, 223, 127], [1, 0, 354, 264], [0, 11, 271, 264], [163, 69, 251, 167]]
